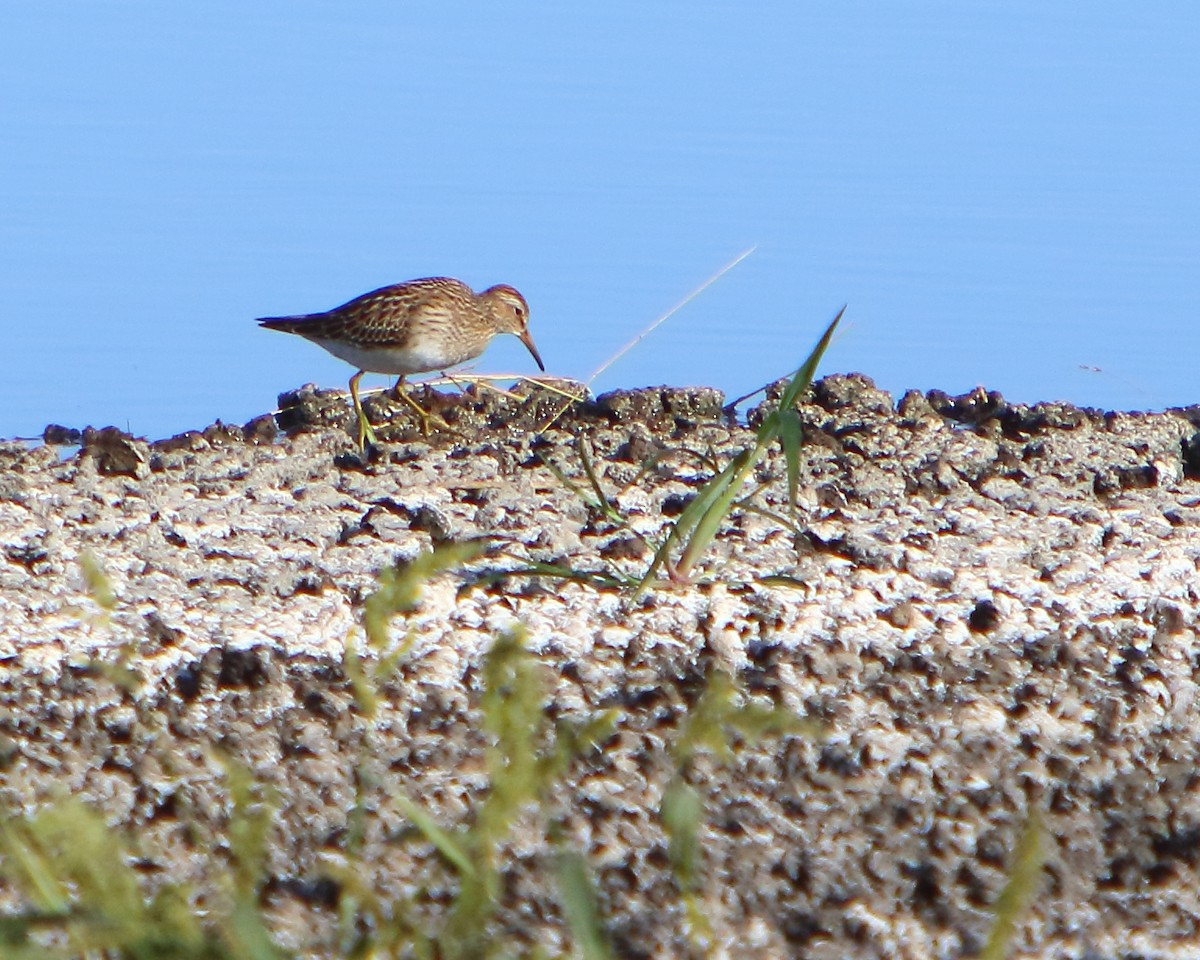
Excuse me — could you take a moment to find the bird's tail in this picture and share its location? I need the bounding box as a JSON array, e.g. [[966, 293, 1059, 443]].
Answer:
[[257, 314, 319, 332]]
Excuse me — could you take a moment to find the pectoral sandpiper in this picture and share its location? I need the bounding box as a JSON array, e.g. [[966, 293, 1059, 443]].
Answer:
[[258, 277, 544, 448]]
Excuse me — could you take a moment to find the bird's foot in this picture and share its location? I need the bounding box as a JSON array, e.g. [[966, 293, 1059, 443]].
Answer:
[[395, 385, 463, 438], [356, 406, 379, 451]]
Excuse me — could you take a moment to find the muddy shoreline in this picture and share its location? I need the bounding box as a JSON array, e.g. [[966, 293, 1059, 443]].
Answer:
[[3, 375, 1199, 958]]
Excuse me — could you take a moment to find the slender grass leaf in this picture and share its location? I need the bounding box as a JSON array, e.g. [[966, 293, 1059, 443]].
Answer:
[[673, 670, 736, 765], [578, 437, 624, 524], [218, 755, 279, 902], [660, 779, 703, 892], [777, 406, 803, 512], [776, 305, 845, 414], [79, 550, 115, 611], [477, 562, 631, 590], [363, 542, 483, 646], [632, 449, 754, 598], [537, 450, 602, 512], [556, 851, 613, 960], [755, 574, 811, 589], [341, 637, 377, 717], [224, 899, 289, 960], [673, 448, 759, 582], [0, 825, 70, 915], [392, 794, 476, 880], [734, 499, 803, 534], [632, 307, 843, 597], [554, 711, 619, 762], [727, 702, 822, 742], [980, 809, 1045, 960]]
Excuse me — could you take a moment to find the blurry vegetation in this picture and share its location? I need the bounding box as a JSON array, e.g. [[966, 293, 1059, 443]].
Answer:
[[0, 779, 283, 960], [1, 546, 826, 958], [659, 671, 821, 950], [980, 811, 1046, 960]]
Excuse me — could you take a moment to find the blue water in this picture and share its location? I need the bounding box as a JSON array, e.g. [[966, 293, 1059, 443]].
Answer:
[[2, 3, 1197, 440]]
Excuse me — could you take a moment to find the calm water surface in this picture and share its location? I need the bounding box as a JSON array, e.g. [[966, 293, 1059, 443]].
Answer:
[[2, 3, 1197, 439]]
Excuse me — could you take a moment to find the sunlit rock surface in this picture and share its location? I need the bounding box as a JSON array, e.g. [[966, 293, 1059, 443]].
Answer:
[[3, 375, 1200, 959]]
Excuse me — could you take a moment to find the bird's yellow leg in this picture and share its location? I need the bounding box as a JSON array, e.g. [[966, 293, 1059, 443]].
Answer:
[[349, 370, 378, 449], [391, 375, 460, 437]]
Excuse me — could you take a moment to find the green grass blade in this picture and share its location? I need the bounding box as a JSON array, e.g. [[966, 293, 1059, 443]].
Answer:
[[980, 810, 1045, 960], [660, 779, 703, 893], [0, 825, 71, 916], [631, 451, 748, 598], [477, 562, 632, 590], [224, 899, 289, 960], [632, 307, 844, 597], [538, 449, 601, 510], [392, 793, 476, 880], [218, 755, 279, 902], [777, 406, 803, 512], [660, 777, 712, 945], [79, 550, 116, 612], [673, 451, 750, 545], [341, 639, 377, 717], [775, 305, 845, 416], [672, 448, 758, 582], [363, 542, 483, 647], [556, 851, 613, 960], [577, 437, 624, 524], [674, 672, 731, 765], [727, 701, 823, 742]]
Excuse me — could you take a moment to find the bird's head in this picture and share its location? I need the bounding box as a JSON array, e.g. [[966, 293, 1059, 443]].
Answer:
[[482, 284, 544, 372]]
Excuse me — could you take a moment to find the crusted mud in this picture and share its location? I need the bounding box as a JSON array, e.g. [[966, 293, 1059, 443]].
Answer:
[[3, 375, 1200, 958]]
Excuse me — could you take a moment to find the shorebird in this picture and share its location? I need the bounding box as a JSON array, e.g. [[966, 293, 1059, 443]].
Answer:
[[258, 277, 543, 448]]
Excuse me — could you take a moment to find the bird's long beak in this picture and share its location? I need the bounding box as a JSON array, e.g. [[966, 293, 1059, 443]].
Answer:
[[518, 329, 545, 372]]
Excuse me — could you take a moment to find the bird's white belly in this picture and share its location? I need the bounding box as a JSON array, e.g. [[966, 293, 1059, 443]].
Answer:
[[312, 338, 462, 375]]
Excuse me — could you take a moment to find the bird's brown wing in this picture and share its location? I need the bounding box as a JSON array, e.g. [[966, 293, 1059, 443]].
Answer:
[[258, 278, 467, 348]]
